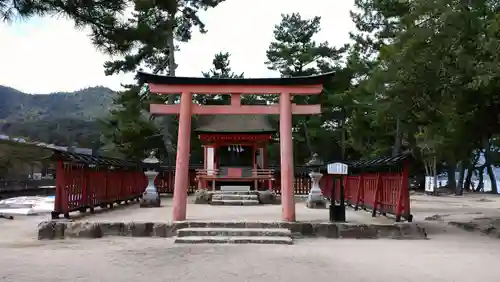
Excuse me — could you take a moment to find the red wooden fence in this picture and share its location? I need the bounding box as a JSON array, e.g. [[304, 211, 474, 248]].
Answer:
[[153, 164, 411, 221], [52, 160, 146, 219], [319, 171, 411, 222], [52, 152, 411, 222]]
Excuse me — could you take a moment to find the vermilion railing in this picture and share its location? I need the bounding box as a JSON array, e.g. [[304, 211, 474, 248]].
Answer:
[[52, 160, 146, 219], [52, 149, 411, 222]]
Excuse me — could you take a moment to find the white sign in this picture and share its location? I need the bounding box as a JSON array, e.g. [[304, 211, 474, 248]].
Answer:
[[327, 162, 348, 175]]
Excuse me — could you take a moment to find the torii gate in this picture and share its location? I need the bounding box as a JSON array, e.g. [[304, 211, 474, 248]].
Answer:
[[138, 72, 333, 222]]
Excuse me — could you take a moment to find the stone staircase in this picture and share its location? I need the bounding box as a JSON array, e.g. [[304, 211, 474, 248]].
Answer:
[[174, 226, 293, 244], [210, 191, 260, 206]]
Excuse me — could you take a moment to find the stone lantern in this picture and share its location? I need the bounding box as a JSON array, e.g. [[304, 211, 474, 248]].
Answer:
[[305, 153, 326, 209], [140, 150, 161, 208]]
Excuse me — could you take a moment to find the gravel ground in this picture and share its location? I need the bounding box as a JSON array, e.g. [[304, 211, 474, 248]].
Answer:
[[65, 197, 393, 224], [0, 230, 498, 282], [1, 193, 500, 282]]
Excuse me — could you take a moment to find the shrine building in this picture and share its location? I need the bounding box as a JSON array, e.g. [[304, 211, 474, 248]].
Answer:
[[194, 105, 276, 192]]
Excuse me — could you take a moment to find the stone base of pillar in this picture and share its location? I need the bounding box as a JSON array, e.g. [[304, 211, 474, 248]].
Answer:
[[194, 189, 212, 204], [305, 193, 327, 209], [140, 192, 161, 208]]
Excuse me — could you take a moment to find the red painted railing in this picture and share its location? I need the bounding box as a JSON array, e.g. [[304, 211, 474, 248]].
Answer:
[[52, 160, 146, 219], [52, 153, 410, 222]]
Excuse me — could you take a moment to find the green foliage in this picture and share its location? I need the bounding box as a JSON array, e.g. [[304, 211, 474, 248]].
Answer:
[[195, 51, 245, 104], [347, 0, 500, 192], [94, 0, 225, 159], [265, 13, 351, 164], [100, 84, 164, 160]]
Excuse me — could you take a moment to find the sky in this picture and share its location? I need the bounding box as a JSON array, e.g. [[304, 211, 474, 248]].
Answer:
[[0, 0, 355, 94]]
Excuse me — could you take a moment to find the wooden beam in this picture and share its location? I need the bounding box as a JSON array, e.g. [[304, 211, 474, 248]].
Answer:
[[150, 104, 321, 115], [231, 94, 241, 106], [148, 83, 323, 95]]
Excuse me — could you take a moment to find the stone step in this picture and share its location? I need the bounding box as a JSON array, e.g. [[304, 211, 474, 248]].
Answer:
[[212, 191, 259, 195], [174, 236, 293, 245], [177, 227, 291, 238], [210, 199, 260, 206], [211, 194, 258, 201]]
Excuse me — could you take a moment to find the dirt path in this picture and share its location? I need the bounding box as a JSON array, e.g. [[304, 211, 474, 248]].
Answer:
[[0, 231, 498, 282], [1, 193, 500, 282]]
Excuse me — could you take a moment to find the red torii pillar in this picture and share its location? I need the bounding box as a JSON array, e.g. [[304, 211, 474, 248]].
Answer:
[[138, 72, 331, 222]]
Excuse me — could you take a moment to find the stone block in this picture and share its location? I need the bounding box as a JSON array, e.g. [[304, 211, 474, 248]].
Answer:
[[164, 223, 181, 237], [38, 220, 72, 240], [139, 192, 161, 208], [100, 222, 125, 236], [174, 236, 293, 245], [194, 189, 212, 204], [53, 222, 67, 239], [65, 222, 103, 239], [312, 223, 338, 238], [37, 221, 55, 240], [449, 221, 479, 231], [246, 222, 279, 229], [305, 199, 327, 209], [338, 224, 378, 239], [152, 223, 168, 237], [257, 190, 278, 204], [374, 224, 402, 239], [187, 221, 209, 228], [124, 222, 154, 237], [396, 223, 427, 239], [215, 221, 246, 228]]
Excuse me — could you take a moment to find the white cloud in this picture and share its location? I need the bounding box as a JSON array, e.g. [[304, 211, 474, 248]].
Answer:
[[0, 0, 355, 94]]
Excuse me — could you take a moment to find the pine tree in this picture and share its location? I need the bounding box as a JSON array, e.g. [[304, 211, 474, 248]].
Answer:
[[265, 13, 350, 162]]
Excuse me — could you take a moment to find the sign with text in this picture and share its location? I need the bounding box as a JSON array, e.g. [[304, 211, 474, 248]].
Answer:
[[327, 162, 348, 175]]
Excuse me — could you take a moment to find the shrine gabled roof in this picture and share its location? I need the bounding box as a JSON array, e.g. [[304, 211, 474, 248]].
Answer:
[[137, 71, 335, 86], [195, 115, 276, 133]]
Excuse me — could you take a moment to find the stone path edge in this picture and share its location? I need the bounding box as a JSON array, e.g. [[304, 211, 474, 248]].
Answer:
[[37, 221, 427, 240], [448, 221, 500, 239]]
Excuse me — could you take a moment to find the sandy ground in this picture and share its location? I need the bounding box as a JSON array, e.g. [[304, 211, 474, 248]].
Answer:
[[0, 231, 498, 282], [1, 193, 500, 282], [65, 197, 394, 224]]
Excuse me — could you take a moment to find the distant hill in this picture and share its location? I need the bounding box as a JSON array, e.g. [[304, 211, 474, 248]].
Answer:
[[0, 85, 116, 146], [0, 85, 115, 122]]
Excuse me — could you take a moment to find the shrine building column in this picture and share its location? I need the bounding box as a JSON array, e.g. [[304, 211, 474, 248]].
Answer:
[[172, 92, 192, 221], [279, 92, 296, 222]]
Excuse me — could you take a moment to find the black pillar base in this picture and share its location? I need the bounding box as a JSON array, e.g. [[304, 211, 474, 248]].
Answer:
[[329, 203, 346, 222]]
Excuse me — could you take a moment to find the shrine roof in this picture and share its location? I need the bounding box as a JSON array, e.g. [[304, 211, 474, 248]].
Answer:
[[137, 71, 334, 86], [195, 115, 276, 133]]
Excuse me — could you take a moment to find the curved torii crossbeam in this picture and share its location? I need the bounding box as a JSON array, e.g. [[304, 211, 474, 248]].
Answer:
[[138, 71, 334, 222]]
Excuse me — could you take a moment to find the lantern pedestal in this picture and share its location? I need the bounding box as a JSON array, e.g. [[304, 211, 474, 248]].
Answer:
[[306, 171, 326, 209], [140, 170, 161, 207], [140, 151, 161, 208]]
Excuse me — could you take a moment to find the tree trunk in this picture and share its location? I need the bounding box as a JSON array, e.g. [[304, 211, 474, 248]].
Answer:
[[159, 13, 179, 160], [423, 159, 430, 193], [447, 162, 456, 193], [486, 164, 497, 194], [457, 161, 466, 195], [432, 155, 438, 196], [476, 166, 484, 192], [392, 116, 401, 157], [465, 164, 474, 192], [482, 138, 498, 194]]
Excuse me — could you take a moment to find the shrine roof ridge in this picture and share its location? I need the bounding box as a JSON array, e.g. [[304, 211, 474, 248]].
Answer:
[[137, 71, 335, 86]]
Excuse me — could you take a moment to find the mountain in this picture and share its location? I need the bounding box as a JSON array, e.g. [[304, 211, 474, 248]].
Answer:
[[0, 85, 116, 146], [0, 85, 115, 122]]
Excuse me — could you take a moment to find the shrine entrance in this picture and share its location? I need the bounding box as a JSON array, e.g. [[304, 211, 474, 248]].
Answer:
[[218, 145, 253, 167], [138, 72, 333, 222]]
